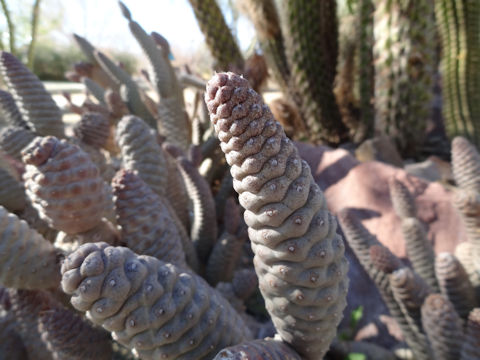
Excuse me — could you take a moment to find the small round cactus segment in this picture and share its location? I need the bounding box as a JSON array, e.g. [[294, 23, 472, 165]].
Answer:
[[205, 72, 349, 360], [61, 242, 252, 360], [0, 206, 60, 289], [22, 136, 106, 234]]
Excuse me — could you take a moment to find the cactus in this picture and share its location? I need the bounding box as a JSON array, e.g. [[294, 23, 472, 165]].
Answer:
[[0, 206, 60, 289], [61, 242, 253, 359], [0, 314, 27, 360], [39, 304, 113, 360], [22, 136, 106, 234], [451, 136, 480, 193], [401, 218, 439, 292], [94, 51, 156, 128], [0, 89, 29, 129], [279, 0, 348, 144], [19, 202, 58, 242], [435, 252, 477, 320], [435, 1, 480, 145], [177, 156, 218, 265], [188, 0, 244, 72], [214, 337, 302, 360], [81, 77, 106, 105], [112, 169, 187, 268], [0, 164, 25, 212], [373, 0, 435, 156], [73, 112, 110, 149], [421, 294, 465, 360], [206, 72, 349, 359], [0, 52, 65, 138], [461, 308, 480, 360], [389, 177, 417, 219], [116, 115, 168, 197], [0, 126, 36, 161]]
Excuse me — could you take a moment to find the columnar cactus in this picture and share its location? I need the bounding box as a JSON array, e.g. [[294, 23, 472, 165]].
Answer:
[[435, 1, 480, 146], [421, 294, 465, 360], [279, 0, 348, 144], [0, 206, 60, 289], [0, 164, 25, 212], [61, 242, 252, 360], [0, 314, 27, 360], [205, 72, 349, 359], [112, 169, 187, 268], [0, 52, 65, 138], [188, 0, 245, 71], [451, 136, 480, 193], [39, 305, 113, 360], [373, 0, 435, 156], [22, 136, 106, 234]]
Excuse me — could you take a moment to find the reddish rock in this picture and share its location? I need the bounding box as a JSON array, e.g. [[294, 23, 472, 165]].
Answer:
[[296, 142, 465, 346]]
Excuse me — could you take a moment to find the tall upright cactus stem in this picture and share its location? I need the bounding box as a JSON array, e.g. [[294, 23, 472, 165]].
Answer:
[[82, 77, 106, 105], [389, 177, 417, 219], [435, 1, 480, 146], [373, 0, 435, 156], [279, 0, 348, 144], [188, 0, 244, 72], [0, 126, 36, 161], [61, 242, 252, 360], [356, 0, 375, 139], [0, 52, 65, 138], [0, 165, 26, 212], [205, 72, 349, 359], [421, 294, 465, 360]]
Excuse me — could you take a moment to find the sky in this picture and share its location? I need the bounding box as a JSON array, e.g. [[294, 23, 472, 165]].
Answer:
[[56, 0, 255, 54]]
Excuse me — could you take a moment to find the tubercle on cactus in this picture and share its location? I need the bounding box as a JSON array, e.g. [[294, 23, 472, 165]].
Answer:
[[205, 72, 349, 360]]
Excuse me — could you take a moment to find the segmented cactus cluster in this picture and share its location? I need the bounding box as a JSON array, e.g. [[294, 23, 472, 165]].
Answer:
[[0, 3, 354, 354], [339, 135, 480, 359]]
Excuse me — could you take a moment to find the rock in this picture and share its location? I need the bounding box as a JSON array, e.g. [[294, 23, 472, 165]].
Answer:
[[355, 135, 404, 167], [296, 142, 466, 347], [404, 158, 441, 182]]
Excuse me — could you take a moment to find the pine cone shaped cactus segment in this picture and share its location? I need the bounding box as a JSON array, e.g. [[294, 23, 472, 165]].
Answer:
[[22, 136, 106, 234], [452, 136, 480, 193], [435, 252, 477, 320], [61, 242, 252, 360], [389, 177, 417, 219], [461, 308, 480, 360], [0, 206, 60, 289], [116, 115, 168, 197], [214, 337, 302, 360], [39, 305, 113, 360], [0, 126, 36, 161], [112, 169, 187, 268], [0, 51, 65, 138], [73, 112, 110, 149], [401, 217, 439, 292], [421, 294, 464, 360], [205, 72, 349, 360]]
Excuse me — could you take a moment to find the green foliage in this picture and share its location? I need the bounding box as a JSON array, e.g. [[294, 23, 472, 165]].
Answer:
[[347, 353, 367, 360], [32, 43, 85, 81], [339, 305, 363, 341]]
